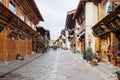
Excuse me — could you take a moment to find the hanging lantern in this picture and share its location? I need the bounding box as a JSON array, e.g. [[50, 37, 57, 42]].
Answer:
[[11, 36, 14, 40]]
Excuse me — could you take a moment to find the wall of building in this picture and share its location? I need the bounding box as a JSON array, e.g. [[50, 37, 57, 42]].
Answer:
[[0, 0, 40, 62], [65, 31, 70, 49], [85, 2, 98, 51], [75, 20, 81, 51]]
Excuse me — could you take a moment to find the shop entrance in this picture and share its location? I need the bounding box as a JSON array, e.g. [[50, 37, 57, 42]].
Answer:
[[115, 32, 120, 66], [101, 34, 111, 63], [116, 33, 120, 57]]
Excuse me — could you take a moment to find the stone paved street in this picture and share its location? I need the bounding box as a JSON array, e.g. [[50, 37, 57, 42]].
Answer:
[[1, 49, 119, 80]]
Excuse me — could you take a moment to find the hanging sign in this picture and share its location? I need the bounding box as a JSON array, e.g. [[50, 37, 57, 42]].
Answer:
[[107, 14, 120, 31], [94, 26, 105, 36]]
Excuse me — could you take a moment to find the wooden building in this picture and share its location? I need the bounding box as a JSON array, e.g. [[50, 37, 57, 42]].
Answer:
[[73, 0, 85, 52], [73, 0, 99, 52], [0, 0, 43, 62], [92, 0, 120, 65], [65, 10, 76, 51], [36, 27, 50, 53]]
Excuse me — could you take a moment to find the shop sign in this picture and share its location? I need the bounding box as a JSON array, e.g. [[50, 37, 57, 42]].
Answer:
[[107, 14, 120, 31], [95, 27, 105, 36]]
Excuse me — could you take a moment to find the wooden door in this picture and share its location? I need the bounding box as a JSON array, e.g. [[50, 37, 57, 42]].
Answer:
[[28, 39, 32, 54], [0, 32, 3, 61], [7, 39, 17, 60], [19, 39, 26, 56]]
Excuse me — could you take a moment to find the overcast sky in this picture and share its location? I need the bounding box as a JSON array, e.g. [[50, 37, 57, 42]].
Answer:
[[35, 0, 80, 40]]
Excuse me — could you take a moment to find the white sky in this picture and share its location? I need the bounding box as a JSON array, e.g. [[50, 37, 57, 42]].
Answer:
[[35, 0, 80, 40]]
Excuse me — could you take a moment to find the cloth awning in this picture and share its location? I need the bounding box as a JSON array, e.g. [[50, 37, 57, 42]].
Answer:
[[78, 31, 85, 39]]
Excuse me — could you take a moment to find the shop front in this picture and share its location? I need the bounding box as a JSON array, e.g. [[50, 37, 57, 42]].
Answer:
[[92, 5, 120, 66], [0, 2, 39, 62], [0, 25, 5, 61], [100, 33, 111, 63], [78, 31, 85, 52]]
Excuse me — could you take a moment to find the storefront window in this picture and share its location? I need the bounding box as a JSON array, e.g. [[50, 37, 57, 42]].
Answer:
[[9, 1, 16, 14]]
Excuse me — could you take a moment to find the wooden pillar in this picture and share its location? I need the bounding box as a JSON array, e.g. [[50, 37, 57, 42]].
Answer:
[[24, 16, 27, 24], [3, 26, 7, 61], [34, 38, 36, 53], [110, 32, 117, 65], [30, 21, 32, 28], [98, 3, 102, 21], [97, 37, 102, 61], [16, 7, 20, 18], [25, 38, 28, 55], [4, 0, 9, 8]]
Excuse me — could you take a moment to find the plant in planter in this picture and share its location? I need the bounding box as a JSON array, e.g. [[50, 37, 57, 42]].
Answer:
[[82, 51, 87, 60], [85, 46, 98, 66], [116, 71, 120, 80]]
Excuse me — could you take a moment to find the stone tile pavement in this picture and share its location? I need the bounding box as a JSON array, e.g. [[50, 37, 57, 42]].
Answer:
[[0, 53, 43, 78], [0, 49, 120, 80], [77, 53, 120, 80]]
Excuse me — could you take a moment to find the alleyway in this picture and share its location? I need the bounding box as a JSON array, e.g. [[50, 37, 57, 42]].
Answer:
[[1, 49, 119, 80]]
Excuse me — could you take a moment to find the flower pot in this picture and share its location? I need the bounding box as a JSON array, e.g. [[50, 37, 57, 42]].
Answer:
[[90, 60, 98, 66]]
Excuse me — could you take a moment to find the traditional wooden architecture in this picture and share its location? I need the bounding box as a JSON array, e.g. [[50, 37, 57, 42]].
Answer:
[[92, 0, 120, 65], [36, 27, 50, 53], [0, 0, 43, 62], [73, 0, 85, 52], [58, 35, 63, 48], [65, 10, 76, 50], [60, 29, 66, 49], [73, 0, 99, 53]]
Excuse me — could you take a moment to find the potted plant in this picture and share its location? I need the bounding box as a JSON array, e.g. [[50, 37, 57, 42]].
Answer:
[[85, 46, 98, 66], [116, 71, 120, 80], [82, 51, 87, 60]]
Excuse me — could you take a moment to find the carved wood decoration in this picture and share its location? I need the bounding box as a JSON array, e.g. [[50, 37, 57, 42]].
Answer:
[[0, 3, 39, 38], [14, 0, 40, 25], [92, 5, 120, 37], [106, 14, 120, 31], [0, 1, 42, 61]]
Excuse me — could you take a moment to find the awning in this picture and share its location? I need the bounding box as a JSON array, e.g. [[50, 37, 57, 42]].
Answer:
[[78, 31, 85, 39]]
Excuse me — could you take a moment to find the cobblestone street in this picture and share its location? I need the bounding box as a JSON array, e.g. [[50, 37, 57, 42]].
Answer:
[[1, 49, 119, 80]]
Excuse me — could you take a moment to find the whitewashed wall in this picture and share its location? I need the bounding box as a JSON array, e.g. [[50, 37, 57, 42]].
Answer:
[[75, 20, 81, 51], [65, 30, 70, 49], [85, 2, 98, 51]]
